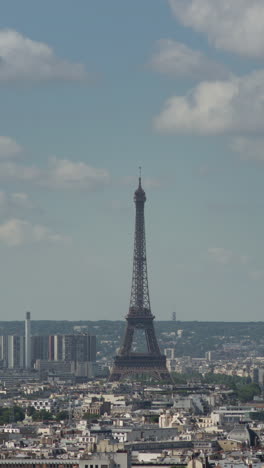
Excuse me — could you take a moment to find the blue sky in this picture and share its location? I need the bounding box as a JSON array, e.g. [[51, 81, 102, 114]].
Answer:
[[1, 0, 264, 321]]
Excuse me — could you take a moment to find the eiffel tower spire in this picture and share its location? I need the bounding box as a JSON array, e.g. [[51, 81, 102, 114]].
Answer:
[[109, 174, 172, 382]]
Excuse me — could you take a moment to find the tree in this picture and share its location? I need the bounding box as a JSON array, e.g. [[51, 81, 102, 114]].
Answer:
[[32, 410, 53, 421], [149, 415, 159, 423], [56, 411, 69, 421], [83, 413, 98, 422], [14, 406, 25, 422], [250, 411, 264, 421], [0, 406, 25, 424], [236, 383, 261, 402], [27, 406, 36, 417]]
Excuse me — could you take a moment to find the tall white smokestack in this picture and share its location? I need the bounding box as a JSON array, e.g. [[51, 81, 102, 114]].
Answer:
[[25, 311, 31, 369]]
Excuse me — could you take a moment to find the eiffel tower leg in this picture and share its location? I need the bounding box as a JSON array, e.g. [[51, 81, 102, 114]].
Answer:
[[159, 371, 174, 383], [145, 324, 160, 354], [108, 368, 122, 382], [120, 324, 134, 355]]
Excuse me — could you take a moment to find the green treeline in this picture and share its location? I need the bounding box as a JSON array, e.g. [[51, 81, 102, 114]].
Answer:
[[0, 406, 25, 424], [250, 411, 264, 421], [27, 406, 69, 421]]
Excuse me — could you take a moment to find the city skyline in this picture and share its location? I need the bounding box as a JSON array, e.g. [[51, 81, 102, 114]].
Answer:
[[1, 1, 264, 321]]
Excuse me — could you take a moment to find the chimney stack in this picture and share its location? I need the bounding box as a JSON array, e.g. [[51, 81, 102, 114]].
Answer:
[[25, 311, 31, 369]]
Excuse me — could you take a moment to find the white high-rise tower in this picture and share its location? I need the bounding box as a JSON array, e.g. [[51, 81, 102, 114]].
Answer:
[[25, 311, 31, 369]]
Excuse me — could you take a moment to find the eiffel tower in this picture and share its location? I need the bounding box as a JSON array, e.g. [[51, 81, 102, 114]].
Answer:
[[109, 172, 172, 382]]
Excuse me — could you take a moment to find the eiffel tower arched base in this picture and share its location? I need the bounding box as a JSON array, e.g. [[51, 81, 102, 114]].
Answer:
[[109, 354, 173, 383]]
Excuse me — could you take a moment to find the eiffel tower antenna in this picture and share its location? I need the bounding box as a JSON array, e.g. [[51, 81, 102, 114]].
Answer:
[[109, 172, 172, 382]]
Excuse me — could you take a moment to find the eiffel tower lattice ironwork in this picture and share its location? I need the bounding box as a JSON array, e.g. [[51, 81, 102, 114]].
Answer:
[[109, 174, 172, 382]]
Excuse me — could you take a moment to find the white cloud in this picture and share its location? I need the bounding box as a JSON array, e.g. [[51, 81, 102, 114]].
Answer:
[[249, 270, 264, 281], [0, 158, 110, 190], [154, 70, 264, 134], [208, 247, 234, 265], [0, 191, 33, 214], [150, 39, 228, 79], [47, 157, 110, 189], [231, 137, 264, 162], [0, 218, 69, 246], [0, 192, 7, 210], [169, 0, 264, 58], [0, 136, 22, 158], [0, 162, 42, 181], [11, 192, 31, 206], [208, 247, 249, 265], [0, 29, 87, 82]]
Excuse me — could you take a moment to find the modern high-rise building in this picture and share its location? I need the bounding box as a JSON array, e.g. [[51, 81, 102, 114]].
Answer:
[[46, 333, 96, 363], [40, 334, 63, 361], [0, 327, 96, 373], [34, 333, 96, 378], [87, 334, 96, 362], [53, 335, 63, 361], [7, 335, 24, 369], [31, 335, 49, 363], [61, 334, 96, 363], [0, 335, 8, 366], [62, 335, 75, 361], [48, 335, 55, 361]]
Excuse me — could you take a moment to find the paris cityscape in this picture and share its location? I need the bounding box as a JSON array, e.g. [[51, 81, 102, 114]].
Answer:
[[1, 2, 264, 468]]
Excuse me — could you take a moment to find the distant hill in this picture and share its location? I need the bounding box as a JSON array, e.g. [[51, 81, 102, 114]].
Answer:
[[0, 320, 263, 358]]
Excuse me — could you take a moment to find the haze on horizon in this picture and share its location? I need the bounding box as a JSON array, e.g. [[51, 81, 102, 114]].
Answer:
[[0, 0, 264, 322]]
